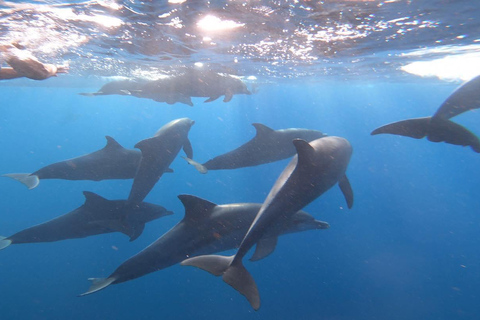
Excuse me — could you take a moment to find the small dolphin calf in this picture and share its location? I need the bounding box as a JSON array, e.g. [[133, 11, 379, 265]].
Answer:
[[127, 118, 195, 205], [3, 136, 141, 189], [0, 191, 173, 250], [371, 75, 480, 152], [182, 136, 353, 310], [183, 123, 326, 173], [80, 194, 329, 296]]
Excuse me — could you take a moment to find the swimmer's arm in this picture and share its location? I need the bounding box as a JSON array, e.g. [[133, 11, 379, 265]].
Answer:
[[0, 67, 22, 80]]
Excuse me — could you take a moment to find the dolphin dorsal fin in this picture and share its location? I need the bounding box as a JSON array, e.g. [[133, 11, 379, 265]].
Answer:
[[83, 191, 109, 208], [292, 139, 315, 166], [104, 136, 124, 150], [252, 123, 275, 138], [178, 194, 217, 223]]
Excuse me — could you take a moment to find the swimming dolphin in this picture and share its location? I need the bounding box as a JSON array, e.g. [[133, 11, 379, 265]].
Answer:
[[177, 68, 251, 103], [0, 191, 173, 250], [127, 118, 195, 206], [371, 75, 480, 152], [79, 79, 148, 97], [129, 78, 194, 106], [2, 136, 142, 189], [183, 123, 326, 173], [80, 194, 329, 296], [182, 136, 353, 310]]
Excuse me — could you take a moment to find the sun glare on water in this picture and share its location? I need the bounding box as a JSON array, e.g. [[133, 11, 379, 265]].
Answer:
[[401, 45, 480, 82]]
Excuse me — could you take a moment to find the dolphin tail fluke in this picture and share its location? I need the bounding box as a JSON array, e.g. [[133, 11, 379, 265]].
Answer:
[[181, 254, 233, 276], [181, 156, 208, 174], [223, 259, 260, 310], [2, 173, 39, 189], [372, 117, 480, 153], [371, 117, 431, 139], [0, 237, 12, 250], [426, 118, 480, 153], [79, 277, 116, 296], [181, 255, 260, 310]]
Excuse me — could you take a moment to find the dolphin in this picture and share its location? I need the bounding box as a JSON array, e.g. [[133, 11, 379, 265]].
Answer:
[[0, 191, 173, 250], [127, 118, 195, 206], [128, 78, 194, 106], [2, 136, 142, 189], [79, 79, 148, 97], [181, 136, 353, 310], [183, 123, 326, 173], [371, 75, 480, 152], [176, 68, 251, 103], [80, 194, 329, 296]]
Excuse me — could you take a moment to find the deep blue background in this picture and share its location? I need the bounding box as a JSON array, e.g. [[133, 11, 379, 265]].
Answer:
[[1, 80, 479, 319]]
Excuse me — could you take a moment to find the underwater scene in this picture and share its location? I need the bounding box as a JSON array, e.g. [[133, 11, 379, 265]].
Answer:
[[1, 1, 480, 319]]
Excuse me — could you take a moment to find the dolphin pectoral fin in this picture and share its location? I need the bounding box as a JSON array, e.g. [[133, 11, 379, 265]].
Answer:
[[2, 173, 40, 189], [128, 223, 145, 242], [204, 96, 220, 103], [181, 254, 233, 276], [223, 260, 260, 310], [250, 237, 278, 262], [181, 156, 208, 174], [165, 167, 174, 173], [181, 255, 260, 310], [79, 277, 116, 296], [338, 175, 353, 209], [79, 92, 99, 96], [183, 139, 193, 159], [90, 220, 123, 232], [0, 236, 12, 250], [92, 219, 144, 241], [223, 91, 233, 102], [371, 117, 431, 139], [178, 95, 193, 106]]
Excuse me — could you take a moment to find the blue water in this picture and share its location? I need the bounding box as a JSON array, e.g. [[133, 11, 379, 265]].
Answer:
[[1, 80, 479, 319]]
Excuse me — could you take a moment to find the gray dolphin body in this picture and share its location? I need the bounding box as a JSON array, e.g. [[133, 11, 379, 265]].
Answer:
[[177, 69, 251, 103], [80, 194, 329, 296], [79, 79, 148, 97], [371, 75, 480, 152], [129, 78, 194, 106], [182, 136, 353, 310], [0, 191, 173, 250], [2, 136, 141, 189], [79, 69, 250, 106], [183, 123, 326, 173], [127, 118, 195, 205]]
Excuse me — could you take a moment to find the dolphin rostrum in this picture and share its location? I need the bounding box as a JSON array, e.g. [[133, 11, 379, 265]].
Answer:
[[181, 136, 353, 310], [80, 194, 329, 296], [0, 191, 173, 250], [183, 123, 326, 173], [2, 136, 142, 189], [127, 118, 195, 205], [371, 75, 480, 152]]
